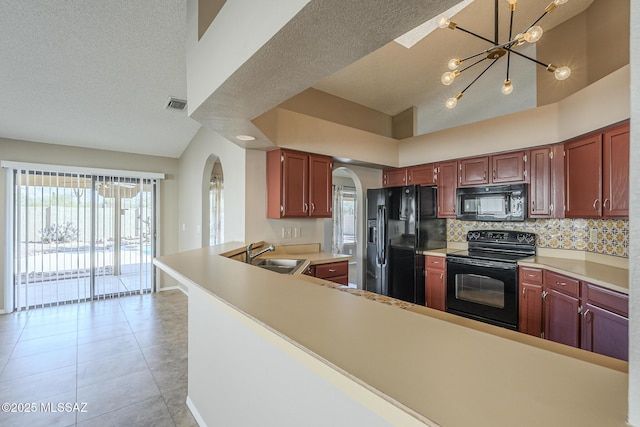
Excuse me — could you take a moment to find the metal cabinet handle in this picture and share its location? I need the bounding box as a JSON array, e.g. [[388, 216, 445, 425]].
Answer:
[[583, 308, 591, 319], [555, 281, 567, 286], [304, 202, 308, 213], [311, 202, 315, 212], [492, 170, 496, 180], [604, 199, 611, 211], [592, 199, 600, 211], [328, 269, 336, 273], [522, 288, 526, 297]]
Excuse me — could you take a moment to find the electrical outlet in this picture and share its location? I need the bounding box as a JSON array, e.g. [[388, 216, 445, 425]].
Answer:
[[282, 227, 293, 239], [589, 228, 598, 243]]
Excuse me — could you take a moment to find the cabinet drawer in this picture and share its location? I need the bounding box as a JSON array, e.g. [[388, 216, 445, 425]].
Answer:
[[315, 261, 348, 279], [519, 267, 542, 284], [544, 270, 580, 297], [583, 283, 628, 317], [327, 275, 349, 286], [425, 255, 446, 270]]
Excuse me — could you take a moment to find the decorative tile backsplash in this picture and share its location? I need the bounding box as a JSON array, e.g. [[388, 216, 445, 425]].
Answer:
[[447, 218, 629, 258]]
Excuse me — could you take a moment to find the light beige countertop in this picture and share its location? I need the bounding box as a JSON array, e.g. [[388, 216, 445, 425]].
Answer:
[[519, 256, 629, 294], [421, 247, 462, 257], [155, 243, 628, 427]]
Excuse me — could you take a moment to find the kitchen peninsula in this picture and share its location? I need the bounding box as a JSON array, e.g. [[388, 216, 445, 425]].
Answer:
[[155, 243, 628, 427]]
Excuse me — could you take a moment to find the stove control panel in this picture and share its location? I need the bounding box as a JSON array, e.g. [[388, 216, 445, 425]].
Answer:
[[467, 230, 536, 246]]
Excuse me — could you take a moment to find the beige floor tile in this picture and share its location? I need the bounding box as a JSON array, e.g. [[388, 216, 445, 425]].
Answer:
[[163, 385, 198, 427], [0, 365, 77, 402], [76, 368, 161, 422], [10, 331, 77, 359], [77, 349, 149, 388], [1, 346, 77, 381], [0, 390, 77, 427], [76, 333, 139, 363], [150, 355, 188, 394]]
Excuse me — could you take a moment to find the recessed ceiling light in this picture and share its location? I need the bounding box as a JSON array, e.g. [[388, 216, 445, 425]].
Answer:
[[236, 135, 256, 141]]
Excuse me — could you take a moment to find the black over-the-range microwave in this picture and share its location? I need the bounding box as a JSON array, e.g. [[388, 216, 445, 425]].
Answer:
[[456, 183, 527, 221]]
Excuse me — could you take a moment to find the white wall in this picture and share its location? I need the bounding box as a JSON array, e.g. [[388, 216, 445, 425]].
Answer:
[[177, 126, 246, 252], [0, 137, 180, 311], [627, 2, 639, 424]]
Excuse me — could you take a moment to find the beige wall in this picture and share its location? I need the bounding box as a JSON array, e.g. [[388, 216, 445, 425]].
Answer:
[[399, 65, 630, 167], [277, 88, 393, 138], [538, 0, 629, 106], [0, 138, 179, 311], [177, 126, 246, 253]]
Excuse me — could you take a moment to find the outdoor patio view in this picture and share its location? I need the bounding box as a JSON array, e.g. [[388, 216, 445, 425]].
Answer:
[[14, 171, 156, 309]]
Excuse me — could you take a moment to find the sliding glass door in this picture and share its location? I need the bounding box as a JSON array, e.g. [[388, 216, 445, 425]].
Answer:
[[13, 169, 156, 310]]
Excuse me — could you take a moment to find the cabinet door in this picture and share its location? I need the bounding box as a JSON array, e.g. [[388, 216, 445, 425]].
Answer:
[[519, 283, 543, 337], [437, 161, 458, 218], [308, 154, 332, 218], [425, 256, 446, 311], [459, 157, 489, 186], [282, 151, 309, 217], [543, 287, 580, 348], [564, 135, 602, 218], [602, 124, 629, 217], [408, 164, 437, 186], [581, 303, 628, 361], [383, 168, 407, 188], [491, 151, 527, 184], [529, 147, 552, 217]]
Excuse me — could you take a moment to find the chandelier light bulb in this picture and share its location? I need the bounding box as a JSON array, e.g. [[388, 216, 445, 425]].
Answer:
[[445, 93, 463, 109], [438, 16, 451, 29], [445, 97, 458, 109], [554, 66, 571, 80], [524, 26, 544, 43], [501, 79, 513, 95], [448, 58, 461, 70], [441, 70, 459, 86]]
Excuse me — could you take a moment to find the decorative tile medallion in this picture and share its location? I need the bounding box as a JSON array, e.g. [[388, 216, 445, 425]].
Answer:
[[446, 218, 629, 258]]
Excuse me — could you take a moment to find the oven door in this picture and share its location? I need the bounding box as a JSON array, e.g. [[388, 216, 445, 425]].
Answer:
[[446, 256, 518, 330]]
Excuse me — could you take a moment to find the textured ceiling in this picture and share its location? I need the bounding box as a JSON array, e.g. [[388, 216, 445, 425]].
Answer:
[[0, 0, 594, 159], [0, 0, 201, 158], [189, 0, 461, 148]]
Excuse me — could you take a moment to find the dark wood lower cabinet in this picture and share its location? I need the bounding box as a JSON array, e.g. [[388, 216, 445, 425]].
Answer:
[[305, 261, 349, 285], [518, 268, 629, 360], [425, 256, 446, 311], [543, 287, 580, 348], [581, 303, 628, 361]]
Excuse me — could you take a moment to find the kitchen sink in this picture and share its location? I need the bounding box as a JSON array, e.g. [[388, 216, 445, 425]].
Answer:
[[252, 258, 305, 274]]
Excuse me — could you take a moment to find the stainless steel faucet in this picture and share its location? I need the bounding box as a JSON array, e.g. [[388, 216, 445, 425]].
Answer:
[[246, 243, 275, 263]]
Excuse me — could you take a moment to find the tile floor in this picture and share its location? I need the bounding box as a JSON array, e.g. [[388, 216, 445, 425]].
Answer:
[[0, 290, 196, 427]]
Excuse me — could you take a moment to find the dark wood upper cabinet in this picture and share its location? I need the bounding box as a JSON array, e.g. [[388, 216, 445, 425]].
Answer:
[[564, 134, 603, 218], [459, 156, 489, 186], [437, 160, 458, 218], [529, 147, 552, 217], [267, 149, 332, 218], [459, 151, 528, 187], [308, 155, 332, 217], [565, 122, 629, 219], [408, 164, 438, 186], [602, 123, 629, 217], [491, 151, 528, 184], [382, 168, 407, 188], [529, 145, 564, 218]]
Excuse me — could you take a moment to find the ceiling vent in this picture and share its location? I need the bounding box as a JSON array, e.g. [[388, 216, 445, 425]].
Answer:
[[165, 97, 187, 111]]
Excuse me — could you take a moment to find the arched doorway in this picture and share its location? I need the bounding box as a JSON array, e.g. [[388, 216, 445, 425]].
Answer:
[[202, 156, 224, 247], [330, 167, 363, 288]]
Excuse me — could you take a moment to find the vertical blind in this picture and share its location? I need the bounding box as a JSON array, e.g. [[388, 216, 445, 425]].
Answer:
[[13, 169, 156, 310]]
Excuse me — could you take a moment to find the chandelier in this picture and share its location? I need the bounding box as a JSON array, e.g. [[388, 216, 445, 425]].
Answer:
[[438, 0, 572, 109]]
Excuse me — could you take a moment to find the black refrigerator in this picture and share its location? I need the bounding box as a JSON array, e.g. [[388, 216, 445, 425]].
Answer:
[[366, 185, 446, 305]]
